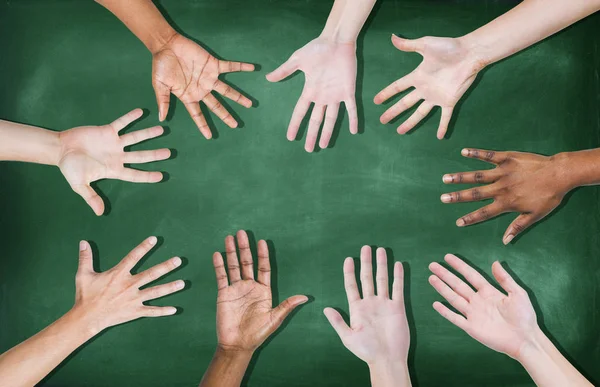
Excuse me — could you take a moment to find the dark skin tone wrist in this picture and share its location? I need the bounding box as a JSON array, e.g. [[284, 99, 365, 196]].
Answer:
[[440, 148, 581, 244]]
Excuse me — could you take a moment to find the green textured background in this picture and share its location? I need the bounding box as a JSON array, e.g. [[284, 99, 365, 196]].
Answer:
[[1, 1, 599, 386]]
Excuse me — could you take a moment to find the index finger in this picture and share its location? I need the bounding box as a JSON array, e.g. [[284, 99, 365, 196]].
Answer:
[[219, 60, 255, 73], [119, 236, 157, 271], [444, 254, 489, 290], [461, 148, 507, 165], [374, 75, 413, 105], [110, 108, 144, 132]]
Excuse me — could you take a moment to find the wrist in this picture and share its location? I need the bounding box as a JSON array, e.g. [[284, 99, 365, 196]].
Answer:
[[214, 345, 254, 363], [62, 305, 102, 343], [549, 151, 581, 192], [515, 326, 548, 364], [148, 27, 179, 55], [368, 358, 411, 387], [456, 34, 489, 73]]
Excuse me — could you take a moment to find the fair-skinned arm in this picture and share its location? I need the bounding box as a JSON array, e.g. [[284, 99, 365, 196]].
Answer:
[[0, 109, 169, 215], [440, 147, 600, 244], [375, 0, 600, 138], [95, 0, 256, 139], [0, 237, 184, 387], [266, 0, 377, 152], [199, 231, 308, 387], [429, 254, 593, 386], [324, 246, 411, 387]]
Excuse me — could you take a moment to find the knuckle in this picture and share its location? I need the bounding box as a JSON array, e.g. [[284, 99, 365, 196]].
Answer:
[[484, 151, 496, 162], [474, 172, 484, 183], [457, 173, 464, 183], [512, 222, 525, 233], [480, 207, 490, 220], [471, 189, 482, 201]]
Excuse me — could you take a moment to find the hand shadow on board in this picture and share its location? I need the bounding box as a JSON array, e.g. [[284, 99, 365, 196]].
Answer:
[[240, 236, 313, 387]]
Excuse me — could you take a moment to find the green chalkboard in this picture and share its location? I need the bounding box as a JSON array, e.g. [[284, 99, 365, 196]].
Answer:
[[0, 1, 599, 386]]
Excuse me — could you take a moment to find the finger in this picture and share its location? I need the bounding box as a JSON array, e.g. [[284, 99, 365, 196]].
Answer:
[[380, 90, 422, 124], [375, 248, 389, 298], [323, 307, 352, 340], [183, 102, 212, 139], [257, 240, 271, 286], [120, 236, 157, 271], [359, 245, 374, 297], [440, 185, 495, 204], [305, 104, 324, 153], [391, 33, 423, 53], [432, 301, 468, 330], [236, 230, 254, 280], [461, 148, 507, 165], [140, 279, 185, 301], [428, 275, 470, 314], [71, 184, 105, 216], [213, 80, 252, 108], [203, 93, 238, 128], [456, 202, 505, 227], [213, 252, 229, 290], [123, 149, 171, 164], [444, 254, 489, 290], [271, 295, 309, 328], [442, 169, 499, 185], [503, 214, 537, 245], [318, 104, 339, 149], [392, 262, 404, 303], [397, 101, 433, 134], [437, 107, 454, 139], [116, 168, 163, 183], [224, 235, 241, 283], [140, 306, 177, 317], [135, 256, 182, 287], [374, 75, 413, 105], [152, 81, 171, 122], [266, 58, 298, 82], [77, 240, 94, 275], [120, 126, 164, 147], [287, 96, 311, 141], [428, 262, 475, 300], [492, 261, 524, 295], [343, 257, 360, 304], [110, 108, 144, 132], [344, 99, 358, 134], [219, 60, 255, 74]]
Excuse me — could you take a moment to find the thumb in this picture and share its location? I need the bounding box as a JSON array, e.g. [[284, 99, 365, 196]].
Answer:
[[152, 80, 171, 122], [392, 34, 423, 53], [77, 240, 94, 275], [270, 295, 308, 327], [503, 214, 537, 245], [266, 57, 298, 83], [72, 184, 105, 216], [491, 261, 523, 294], [323, 307, 352, 340]]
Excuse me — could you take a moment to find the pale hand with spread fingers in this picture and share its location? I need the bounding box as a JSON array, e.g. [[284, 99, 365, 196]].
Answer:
[[153, 34, 255, 139], [324, 246, 411, 387], [266, 38, 359, 153], [374, 35, 482, 138], [440, 148, 574, 244], [58, 109, 170, 216]]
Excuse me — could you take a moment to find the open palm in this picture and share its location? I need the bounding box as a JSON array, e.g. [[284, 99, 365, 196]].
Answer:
[[429, 254, 538, 359], [212, 230, 307, 352], [266, 38, 359, 152], [152, 34, 255, 139], [375, 35, 483, 138], [58, 108, 169, 216]]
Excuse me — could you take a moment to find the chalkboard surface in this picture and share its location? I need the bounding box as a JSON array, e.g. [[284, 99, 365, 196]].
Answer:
[[0, 1, 599, 386]]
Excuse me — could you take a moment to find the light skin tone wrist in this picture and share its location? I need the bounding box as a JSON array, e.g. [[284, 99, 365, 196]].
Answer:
[[368, 359, 411, 387]]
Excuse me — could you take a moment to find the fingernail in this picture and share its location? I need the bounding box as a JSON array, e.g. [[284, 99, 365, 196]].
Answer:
[[149, 236, 157, 245], [503, 235, 514, 245], [456, 218, 465, 227], [440, 194, 451, 203], [175, 280, 185, 289], [461, 149, 469, 156], [168, 307, 177, 315], [442, 175, 452, 183], [172, 257, 182, 267], [79, 241, 87, 251]]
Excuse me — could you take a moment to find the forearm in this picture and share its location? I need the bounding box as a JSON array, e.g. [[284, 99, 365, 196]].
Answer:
[[0, 120, 61, 165], [95, 0, 177, 54], [460, 0, 600, 67], [0, 307, 96, 387], [320, 0, 377, 43], [368, 360, 411, 387], [199, 347, 253, 387], [517, 327, 592, 387]]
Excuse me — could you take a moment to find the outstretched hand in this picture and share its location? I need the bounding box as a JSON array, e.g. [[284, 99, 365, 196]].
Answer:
[[153, 34, 255, 139], [58, 109, 169, 216], [266, 38, 358, 152], [212, 230, 308, 352], [375, 34, 483, 138]]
